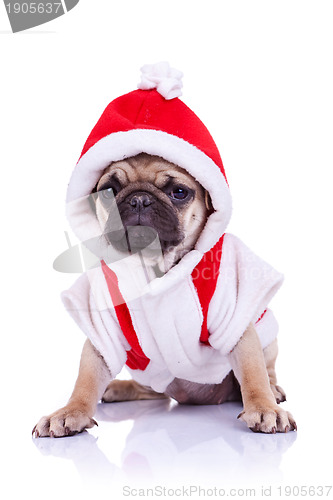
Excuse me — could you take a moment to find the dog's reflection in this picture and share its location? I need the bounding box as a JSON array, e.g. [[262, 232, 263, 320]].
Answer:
[[33, 399, 296, 486]]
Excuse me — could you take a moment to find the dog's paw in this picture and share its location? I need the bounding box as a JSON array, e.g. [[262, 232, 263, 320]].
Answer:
[[237, 404, 297, 434], [270, 384, 287, 404], [32, 406, 97, 438], [102, 379, 167, 403]]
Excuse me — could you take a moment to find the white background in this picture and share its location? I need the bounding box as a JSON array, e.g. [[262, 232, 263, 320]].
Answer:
[[1, 1, 332, 499]]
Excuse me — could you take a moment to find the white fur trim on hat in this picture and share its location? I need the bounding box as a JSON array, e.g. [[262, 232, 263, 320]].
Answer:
[[138, 62, 183, 100]]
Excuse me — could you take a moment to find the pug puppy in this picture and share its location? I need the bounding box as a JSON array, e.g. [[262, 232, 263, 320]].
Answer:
[[94, 153, 210, 271], [33, 153, 296, 438]]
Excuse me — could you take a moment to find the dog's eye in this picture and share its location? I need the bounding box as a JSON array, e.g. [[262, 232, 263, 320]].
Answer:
[[97, 176, 122, 201], [101, 187, 116, 199], [170, 188, 189, 200]]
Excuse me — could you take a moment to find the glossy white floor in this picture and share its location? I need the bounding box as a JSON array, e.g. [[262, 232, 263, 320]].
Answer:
[[5, 382, 330, 500], [32, 398, 298, 490]]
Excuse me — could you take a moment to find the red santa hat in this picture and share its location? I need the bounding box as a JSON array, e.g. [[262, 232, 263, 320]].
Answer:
[[66, 62, 232, 254]]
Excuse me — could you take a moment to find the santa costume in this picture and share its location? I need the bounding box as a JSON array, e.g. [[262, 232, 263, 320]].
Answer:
[[62, 62, 283, 393]]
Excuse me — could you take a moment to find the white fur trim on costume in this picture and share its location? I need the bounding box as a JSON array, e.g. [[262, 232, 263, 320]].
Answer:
[[61, 271, 128, 378], [61, 232, 283, 391], [255, 309, 279, 350], [138, 62, 183, 100], [66, 129, 232, 254], [207, 234, 284, 355]]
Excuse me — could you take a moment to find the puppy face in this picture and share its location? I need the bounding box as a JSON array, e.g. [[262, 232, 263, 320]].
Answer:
[[94, 154, 211, 264]]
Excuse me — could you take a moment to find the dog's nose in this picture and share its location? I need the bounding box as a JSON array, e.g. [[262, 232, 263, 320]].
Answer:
[[129, 193, 152, 211]]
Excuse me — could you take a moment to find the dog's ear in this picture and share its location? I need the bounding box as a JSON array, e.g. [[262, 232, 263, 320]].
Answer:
[[204, 190, 214, 211]]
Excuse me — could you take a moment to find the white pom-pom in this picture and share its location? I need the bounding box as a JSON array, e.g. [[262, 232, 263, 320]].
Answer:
[[138, 62, 183, 100]]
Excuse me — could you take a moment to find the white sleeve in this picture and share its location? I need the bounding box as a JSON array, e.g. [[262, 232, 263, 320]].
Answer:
[[61, 270, 128, 378], [207, 233, 284, 355]]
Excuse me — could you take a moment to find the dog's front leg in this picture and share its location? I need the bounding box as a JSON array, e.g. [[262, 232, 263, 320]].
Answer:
[[33, 339, 110, 438], [229, 323, 296, 433]]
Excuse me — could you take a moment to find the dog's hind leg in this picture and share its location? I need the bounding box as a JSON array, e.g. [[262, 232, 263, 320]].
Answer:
[[102, 380, 168, 402], [263, 338, 286, 404]]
